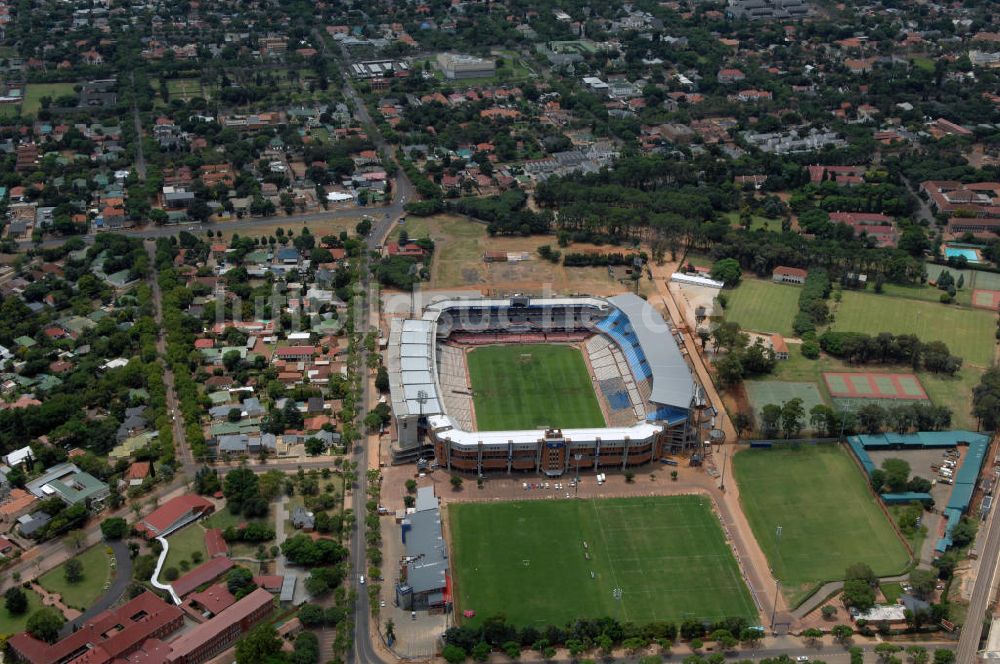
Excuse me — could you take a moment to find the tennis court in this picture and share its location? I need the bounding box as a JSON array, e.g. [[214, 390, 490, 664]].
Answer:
[[973, 289, 1000, 311], [824, 372, 928, 400]]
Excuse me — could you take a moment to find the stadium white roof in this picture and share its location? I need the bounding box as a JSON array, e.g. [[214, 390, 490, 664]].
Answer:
[[607, 293, 695, 410], [422, 296, 609, 321], [428, 415, 662, 448], [387, 318, 442, 418]]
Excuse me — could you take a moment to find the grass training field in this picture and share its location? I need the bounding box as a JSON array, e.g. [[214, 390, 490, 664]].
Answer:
[[831, 291, 995, 366], [468, 344, 605, 431], [745, 381, 826, 421], [164, 523, 207, 571], [733, 444, 910, 605], [724, 279, 801, 337], [38, 544, 111, 611], [22, 82, 77, 114], [449, 496, 757, 626]]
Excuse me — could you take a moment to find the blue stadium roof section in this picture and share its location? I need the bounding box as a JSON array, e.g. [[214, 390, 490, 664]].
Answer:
[[607, 294, 695, 411]]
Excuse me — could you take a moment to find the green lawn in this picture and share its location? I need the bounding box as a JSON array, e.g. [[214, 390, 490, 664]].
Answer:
[[881, 582, 904, 603], [733, 444, 911, 606], [0, 588, 45, 636], [449, 496, 757, 626], [831, 291, 996, 365], [468, 344, 605, 431], [22, 82, 77, 114], [164, 524, 207, 571], [38, 545, 111, 611], [724, 278, 801, 337]]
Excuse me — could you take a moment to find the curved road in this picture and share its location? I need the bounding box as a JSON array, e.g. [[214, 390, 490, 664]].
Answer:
[[59, 539, 133, 637]]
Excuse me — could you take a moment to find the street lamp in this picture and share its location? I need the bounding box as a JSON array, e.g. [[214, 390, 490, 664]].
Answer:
[[574, 454, 582, 496]]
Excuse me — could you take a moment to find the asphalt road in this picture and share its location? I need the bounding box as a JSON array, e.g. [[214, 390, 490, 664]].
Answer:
[[145, 241, 196, 476], [956, 475, 1000, 662]]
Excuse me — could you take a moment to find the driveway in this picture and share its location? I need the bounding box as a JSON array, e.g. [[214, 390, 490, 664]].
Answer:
[[59, 539, 133, 637]]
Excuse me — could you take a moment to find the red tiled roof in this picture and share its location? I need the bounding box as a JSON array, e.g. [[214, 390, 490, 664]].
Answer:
[[773, 266, 808, 278], [275, 345, 316, 358], [253, 575, 283, 592], [126, 462, 151, 481], [205, 528, 229, 558], [173, 557, 235, 598], [186, 581, 236, 616], [7, 592, 183, 664], [136, 495, 214, 538], [167, 588, 274, 660]]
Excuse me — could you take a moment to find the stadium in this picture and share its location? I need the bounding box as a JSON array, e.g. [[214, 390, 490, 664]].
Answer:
[[387, 294, 707, 476]]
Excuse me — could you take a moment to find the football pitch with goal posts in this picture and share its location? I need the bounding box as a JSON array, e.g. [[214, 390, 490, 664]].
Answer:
[[733, 444, 911, 605], [448, 496, 758, 627], [467, 344, 605, 431]]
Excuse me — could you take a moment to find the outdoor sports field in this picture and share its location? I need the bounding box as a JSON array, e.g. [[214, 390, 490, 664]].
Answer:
[[824, 372, 928, 400], [733, 444, 910, 605], [831, 291, 995, 365], [468, 344, 605, 431], [449, 496, 757, 626], [723, 279, 800, 337]]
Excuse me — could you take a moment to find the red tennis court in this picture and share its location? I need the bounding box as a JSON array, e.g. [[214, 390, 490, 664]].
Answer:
[[823, 372, 928, 400]]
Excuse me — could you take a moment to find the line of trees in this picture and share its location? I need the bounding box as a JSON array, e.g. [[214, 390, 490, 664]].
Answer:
[[442, 614, 762, 663], [793, 269, 831, 336], [562, 252, 643, 267], [819, 331, 962, 375]]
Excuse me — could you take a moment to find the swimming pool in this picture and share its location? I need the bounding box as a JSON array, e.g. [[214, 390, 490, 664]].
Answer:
[[945, 247, 980, 262]]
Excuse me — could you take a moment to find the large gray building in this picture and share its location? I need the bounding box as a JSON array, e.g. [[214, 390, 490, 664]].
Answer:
[[727, 0, 809, 21], [395, 487, 449, 612], [435, 53, 496, 80]]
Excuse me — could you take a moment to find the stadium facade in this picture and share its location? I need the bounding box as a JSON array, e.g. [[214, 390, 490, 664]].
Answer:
[[387, 294, 706, 476]]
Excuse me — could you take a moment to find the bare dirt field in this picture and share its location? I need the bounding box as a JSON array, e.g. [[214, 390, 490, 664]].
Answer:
[[394, 215, 650, 296]]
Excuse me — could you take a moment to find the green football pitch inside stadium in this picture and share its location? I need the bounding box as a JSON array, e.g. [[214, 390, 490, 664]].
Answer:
[[448, 496, 758, 626], [467, 344, 605, 431], [733, 444, 911, 605]]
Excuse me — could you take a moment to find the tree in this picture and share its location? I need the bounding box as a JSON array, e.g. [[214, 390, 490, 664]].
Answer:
[[760, 404, 782, 436], [450, 475, 464, 491], [194, 466, 221, 495], [224, 465, 262, 516], [845, 562, 877, 585], [235, 624, 282, 663], [471, 641, 491, 662], [227, 567, 256, 597], [101, 517, 128, 540], [710, 258, 742, 286], [909, 569, 937, 600], [875, 643, 902, 663], [65, 558, 84, 584], [881, 458, 911, 492], [906, 645, 929, 664], [27, 607, 65, 643], [5, 587, 28, 615], [300, 603, 325, 626], [443, 645, 467, 664], [831, 624, 854, 644], [405, 479, 418, 494], [821, 605, 837, 620], [801, 628, 823, 646], [780, 398, 805, 438], [842, 579, 876, 611], [933, 650, 955, 664], [304, 437, 325, 456], [376, 366, 390, 392], [164, 567, 179, 581]]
